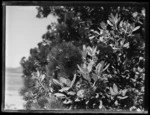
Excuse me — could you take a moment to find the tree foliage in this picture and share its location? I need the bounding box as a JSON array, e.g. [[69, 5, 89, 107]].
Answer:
[[20, 5, 146, 111]]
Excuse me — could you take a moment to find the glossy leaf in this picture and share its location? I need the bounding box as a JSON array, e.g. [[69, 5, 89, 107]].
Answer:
[[87, 59, 95, 72], [32, 74, 38, 80], [96, 61, 105, 76], [120, 38, 125, 46], [100, 22, 107, 29], [89, 36, 95, 40], [83, 74, 91, 82], [59, 87, 70, 92], [52, 79, 63, 87], [109, 13, 120, 25], [82, 45, 87, 59], [70, 74, 76, 88], [114, 100, 119, 106], [77, 89, 85, 98], [133, 26, 140, 32], [113, 83, 118, 94], [37, 71, 40, 77], [87, 47, 93, 56], [99, 100, 103, 109], [109, 15, 115, 25], [77, 64, 89, 74], [119, 21, 123, 28], [102, 63, 110, 72], [117, 96, 128, 100], [54, 93, 66, 98], [75, 98, 80, 102], [109, 87, 115, 96], [67, 91, 76, 95], [121, 89, 128, 96], [40, 74, 45, 81], [123, 42, 129, 48], [87, 46, 97, 57], [63, 99, 72, 104], [83, 45, 86, 51], [59, 77, 71, 86], [94, 46, 98, 55], [107, 20, 113, 26], [92, 73, 98, 82]]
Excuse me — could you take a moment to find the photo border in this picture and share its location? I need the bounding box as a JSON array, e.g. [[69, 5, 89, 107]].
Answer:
[[1, 1, 149, 114]]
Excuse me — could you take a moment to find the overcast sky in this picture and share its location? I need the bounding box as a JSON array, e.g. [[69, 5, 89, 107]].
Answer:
[[6, 6, 57, 68]]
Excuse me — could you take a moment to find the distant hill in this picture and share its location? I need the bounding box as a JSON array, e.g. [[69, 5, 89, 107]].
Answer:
[[6, 66, 23, 73]]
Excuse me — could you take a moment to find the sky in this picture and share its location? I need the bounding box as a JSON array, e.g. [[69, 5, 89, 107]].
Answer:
[[6, 6, 58, 68]]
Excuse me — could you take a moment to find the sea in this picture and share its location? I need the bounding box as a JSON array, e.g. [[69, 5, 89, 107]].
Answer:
[[4, 72, 26, 110]]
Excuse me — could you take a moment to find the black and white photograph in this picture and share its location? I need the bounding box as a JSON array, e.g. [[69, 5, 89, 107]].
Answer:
[[2, 1, 149, 113]]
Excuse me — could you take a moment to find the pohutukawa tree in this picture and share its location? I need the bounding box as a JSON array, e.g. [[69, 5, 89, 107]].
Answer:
[[20, 5, 146, 111]]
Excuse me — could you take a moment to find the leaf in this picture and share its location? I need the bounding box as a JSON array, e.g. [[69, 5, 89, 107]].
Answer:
[[114, 100, 118, 106], [54, 93, 66, 98], [96, 61, 105, 76], [87, 63, 93, 72], [52, 79, 63, 87], [120, 38, 125, 46], [40, 74, 45, 81], [113, 83, 118, 94], [99, 100, 103, 109], [98, 28, 103, 34], [77, 89, 85, 98], [77, 64, 83, 73], [119, 21, 123, 28], [117, 96, 128, 100], [67, 91, 76, 95], [123, 42, 129, 48], [132, 26, 140, 32], [77, 64, 89, 74], [110, 13, 115, 19], [75, 98, 80, 102], [102, 63, 110, 72], [100, 22, 106, 29], [91, 30, 100, 35], [89, 36, 95, 40], [121, 89, 128, 96], [101, 75, 108, 81], [92, 73, 98, 82], [107, 20, 113, 26], [82, 50, 87, 59], [32, 74, 38, 80], [132, 12, 138, 18], [115, 13, 118, 19], [70, 74, 76, 88], [83, 74, 91, 82], [83, 45, 86, 51], [36, 71, 40, 77], [87, 59, 95, 72], [109, 13, 115, 24], [115, 14, 120, 24], [93, 46, 97, 54], [115, 40, 119, 47], [109, 17, 114, 25], [96, 50, 100, 55], [59, 77, 71, 86], [63, 99, 72, 104], [87, 46, 98, 56], [87, 47, 93, 56], [59, 87, 70, 92], [137, 108, 141, 112], [109, 87, 115, 96]]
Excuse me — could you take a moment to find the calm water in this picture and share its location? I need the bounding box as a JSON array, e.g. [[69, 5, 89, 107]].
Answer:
[[4, 72, 26, 110]]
